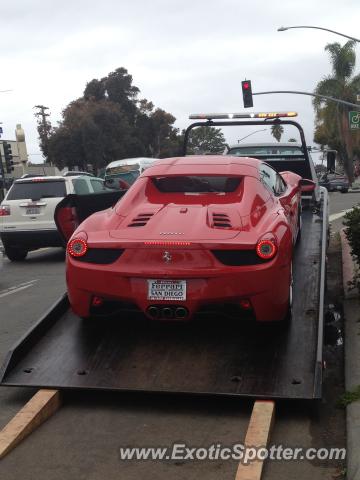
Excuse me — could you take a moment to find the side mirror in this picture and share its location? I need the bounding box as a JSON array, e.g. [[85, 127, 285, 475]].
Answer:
[[104, 179, 117, 189], [299, 178, 316, 193], [104, 178, 130, 190]]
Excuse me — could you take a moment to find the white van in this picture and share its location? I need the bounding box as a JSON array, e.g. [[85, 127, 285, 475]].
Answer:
[[104, 157, 157, 190], [0, 175, 106, 261]]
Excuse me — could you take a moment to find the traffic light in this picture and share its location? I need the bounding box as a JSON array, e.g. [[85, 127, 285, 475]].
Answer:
[[242, 80, 253, 108], [3, 141, 14, 173]]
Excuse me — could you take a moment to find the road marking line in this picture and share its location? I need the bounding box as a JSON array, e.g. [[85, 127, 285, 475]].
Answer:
[[0, 280, 38, 299], [329, 208, 353, 222]]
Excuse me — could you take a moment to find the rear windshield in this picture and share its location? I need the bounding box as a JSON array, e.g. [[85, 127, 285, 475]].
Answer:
[[7, 180, 66, 200], [152, 176, 241, 193]]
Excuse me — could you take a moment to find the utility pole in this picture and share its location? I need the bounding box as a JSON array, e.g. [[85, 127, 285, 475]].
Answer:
[[0, 145, 6, 201], [34, 105, 51, 164]]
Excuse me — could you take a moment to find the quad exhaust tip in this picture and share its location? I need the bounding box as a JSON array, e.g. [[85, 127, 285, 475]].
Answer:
[[162, 307, 173, 319], [147, 306, 160, 319], [147, 306, 189, 320], [175, 307, 188, 319]]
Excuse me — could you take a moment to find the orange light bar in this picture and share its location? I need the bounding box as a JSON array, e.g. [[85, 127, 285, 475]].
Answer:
[[144, 241, 191, 246], [256, 112, 297, 118], [189, 112, 298, 120]]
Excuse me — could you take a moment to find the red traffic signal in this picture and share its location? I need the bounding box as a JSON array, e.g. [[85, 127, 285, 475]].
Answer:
[[242, 80, 253, 108]]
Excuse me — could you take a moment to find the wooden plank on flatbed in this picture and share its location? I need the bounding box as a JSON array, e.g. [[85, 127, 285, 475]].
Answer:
[[235, 400, 275, 480], [0, 389, 61, 459]]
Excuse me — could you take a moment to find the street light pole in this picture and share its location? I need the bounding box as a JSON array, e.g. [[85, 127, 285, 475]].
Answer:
[[277, 26, 360, 43], [252, 90, 360, 109]]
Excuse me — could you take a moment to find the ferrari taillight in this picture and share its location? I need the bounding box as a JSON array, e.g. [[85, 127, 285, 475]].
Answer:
[[67, 238, 88, 257], [256, 239, 277, 260]]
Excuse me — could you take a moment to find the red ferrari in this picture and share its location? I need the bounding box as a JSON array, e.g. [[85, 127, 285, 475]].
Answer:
[[66, 156, 315, 322]]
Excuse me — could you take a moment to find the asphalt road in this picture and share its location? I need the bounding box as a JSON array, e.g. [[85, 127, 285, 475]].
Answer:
[[0, 191, 355, 479]]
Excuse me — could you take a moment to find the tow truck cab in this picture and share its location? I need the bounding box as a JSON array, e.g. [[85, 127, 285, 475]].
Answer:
[[226, 142, 320, 203]]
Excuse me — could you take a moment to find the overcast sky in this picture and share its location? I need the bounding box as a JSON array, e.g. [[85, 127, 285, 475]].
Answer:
[[1, 0, 360, 163]]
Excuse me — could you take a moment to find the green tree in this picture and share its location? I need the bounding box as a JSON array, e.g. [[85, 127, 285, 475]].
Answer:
[[313, 41, 360, 182], [84, 67, 139, 121], [134, 100, 181, 157], [46, 67, 182, 171], [47, 99, 137, 174], [270, 124, 284, 142], [186, 127, 226, 154], [149, 108, 179, 157]]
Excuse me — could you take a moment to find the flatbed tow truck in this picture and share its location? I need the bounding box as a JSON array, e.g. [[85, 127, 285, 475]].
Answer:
[[0, 113, 328, 478]]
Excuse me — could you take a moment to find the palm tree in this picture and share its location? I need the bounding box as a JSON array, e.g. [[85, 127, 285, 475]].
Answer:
[[313, 41, 360, 182], [271, 124, 284, 142]]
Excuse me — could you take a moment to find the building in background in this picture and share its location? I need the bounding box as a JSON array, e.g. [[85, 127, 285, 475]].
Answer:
[[1, 125, 61, 185], [0, 124, 29, 166]]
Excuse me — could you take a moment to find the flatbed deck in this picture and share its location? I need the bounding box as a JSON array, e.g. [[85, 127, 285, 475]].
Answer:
[[0, 203, 326, 400]]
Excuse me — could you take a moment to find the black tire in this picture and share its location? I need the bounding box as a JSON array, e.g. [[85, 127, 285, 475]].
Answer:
[[341, 188, 348, 193], [4, 245, 28, 261]]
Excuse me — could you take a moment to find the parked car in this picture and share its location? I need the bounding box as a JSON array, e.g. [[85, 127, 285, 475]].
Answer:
[[65, 155, 315, 323], [319, 173, 349, 193], [0, 175, 107, 261]]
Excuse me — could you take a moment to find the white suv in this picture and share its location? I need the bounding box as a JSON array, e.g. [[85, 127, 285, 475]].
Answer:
[[0, 175, 106, 261]]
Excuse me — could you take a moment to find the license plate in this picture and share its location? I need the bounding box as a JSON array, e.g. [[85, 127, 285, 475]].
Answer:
[[148, 279, 186, 301], [26, 207, 40, 215], [336, 186, 342, 190]]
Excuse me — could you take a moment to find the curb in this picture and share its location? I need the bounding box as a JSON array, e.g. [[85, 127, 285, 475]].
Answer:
[[340, 229, 360, 480], [340, 229, 359, 299]]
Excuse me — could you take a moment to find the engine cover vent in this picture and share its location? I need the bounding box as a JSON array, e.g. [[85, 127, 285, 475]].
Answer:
[[128, 213, 154, 227], [212, 213, 232, 229]]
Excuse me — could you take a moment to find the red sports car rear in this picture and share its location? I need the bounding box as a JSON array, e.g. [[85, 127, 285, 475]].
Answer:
[[66, 156, 305, 322]]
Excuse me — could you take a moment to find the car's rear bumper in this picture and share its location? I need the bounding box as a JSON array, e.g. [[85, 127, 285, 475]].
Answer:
[[66, 256, 291, 322], [0, 229, 63, 250]]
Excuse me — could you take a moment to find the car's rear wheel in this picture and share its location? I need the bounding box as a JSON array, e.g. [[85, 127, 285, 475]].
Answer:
[[4, 244, 28, 261]]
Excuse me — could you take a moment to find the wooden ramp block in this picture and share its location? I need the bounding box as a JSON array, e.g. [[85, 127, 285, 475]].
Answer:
[[235, 400, 275, 480], [0, 389, 61, 459]]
